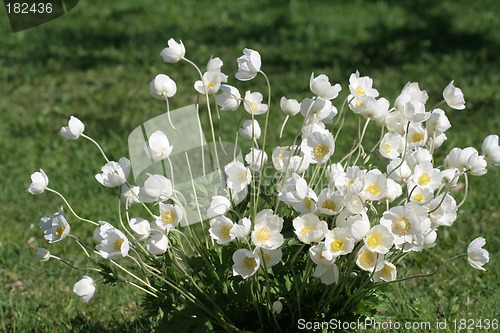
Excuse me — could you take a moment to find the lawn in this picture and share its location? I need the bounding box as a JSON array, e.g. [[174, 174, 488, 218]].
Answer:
[[1, 0, 499, 332]]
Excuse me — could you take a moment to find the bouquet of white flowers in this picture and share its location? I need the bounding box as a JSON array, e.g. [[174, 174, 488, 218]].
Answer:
[[29, 39, 497, 332]]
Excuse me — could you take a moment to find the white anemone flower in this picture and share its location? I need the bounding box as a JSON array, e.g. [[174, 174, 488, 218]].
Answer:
[[272, 300, 283, 314], [290, 188, 318, 214], [235, 48, 261, 81], [314, 263, 340, 285], [380, 132, 404, 160], [224, 160, 251, 192], [128, 217, 150, 242], [144, 131, 173, 162], [359, 170, 387, 202], [39, 209, 70, 243], [335, 210, 371, 242], [245, 148, 268, 171], [251, 209, 284, 250], [150, 74, 177, 99], [395, 82, 429, 110], [254, 247, 282, 269], [348, 71, 379, 99], [160, 38, 185, 63], [121, 184, 141, 206], [146, 230, 169, 255], [206, 195, 231, 219], [230, 217, 252, 240], [243, 91, 268, 115], [384, 178, 403, 203], [402, 101, 430, 123], [467, 237, 489, 271], [309, 242, 334, 266], [206, 56, 224, 72], [209, 215, 236, 245], [95, 157, 131, 188], [482, 134, 500, 166], [408, 184, 433, 205], [73, 276, 96, 304], [325, 163, 347, 188], [372, 261, 397, 282], [194, 71, 226, 95], [216, 85, 241, 111], [239, 119, 261, 140], [309, 73, 341, 100], [300, 130, 335, 165], [27, 169, 49, 195], [322, 228, 355, 260], [292, 213, 328, 244], [139, 174, 173, 203], [280, 97, 300, 116], [154, 203, 183, 230], [413, 162, 443, 192], [379, 204, 425, 251], [95, 224, 130, 259], [443, 80, 465, 110], [407, 123, 428, 148], [272, 146, 310, 174], [232, 249, 260, 279], [356, 245, 385, 272], [317, 188, 344, 215], [364, 225, 394, 254], [428, 193, 457, 227], [60, 116, 85, 140], [300, 98, 336, 123], [35, 247, 52, 262], [426, 108, 451, 134], [278, 173, 308, 204]]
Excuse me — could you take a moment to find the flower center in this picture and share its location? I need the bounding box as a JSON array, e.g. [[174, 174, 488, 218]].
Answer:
[[381, 264, 392, 277], [393, 217, 411, 235], [411, 132, 424, 143], [366, 184, 380, 197], [417, 173, 431, 186], [360, 250, 375, 266], [251, 102, 258, 111], [255, 227, 271, 243], [304, 197, 314, 210], [321, 199, 337, 211], [238, 171, 248, 183], [354, 101, 364, 108], [314, 144, 329, 158], [162, 211, 176, 224], [413, 193, 424, 203], [385, 144, 391, 155], [330, 239, 345, 252], [367, 233, 381, 248], [243, 256, 257, 270], [113, 238, 124, 252], [356, 86, 366, 96], [206, 81, 215, 89], [346, 179, 354, 188], [300, 226, 315, 238], [55, 226, 65, 238], [220, 225, 232, 239]]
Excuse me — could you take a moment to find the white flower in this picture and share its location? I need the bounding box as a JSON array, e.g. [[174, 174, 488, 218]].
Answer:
[[225, 160, 252, 192], [254, 247, 282, 268], [128, 217, 151, 242], [348, 71, 379, 99], [73, 276, 96, 304], [95, 157, 131, 188], [154, 203, 183, 230], [309, 242, 334, 266], [443, 80, 465, 110], [385, 178, 403, 203], [139, 174, 173, 203], [239, 119, 261, 140], [372, 261, 397, 282], [300, 98, 336, 123], [300, 130, 335, 164], [243, 91, 268, 115], [407, 123, 428, 148], [150, 74, 177, 99], [359, 170, 387, 201], [280, 97, 300, 116], [209, 215, 236, 245], [207, 56, 224, 72], [314, 263, 340, 285], [335, 210, 371, 241], [467, 237, 489, 271], [272, 300, 283, 314], [323, 228, 355, 260], [482, 135, 500, 166], [160, 38, 185, 63], [356, 246, 384, 272], [395, 82, 428, 111], [364, 225, 393, 254], [39, 208, 70, 243], [402, 101, 430, 123], [380, 132, 404, 160], [379, 204, 425, 251], [413, 162, 443, 191], [293, 213, 328, 244], [245, 148, 268, 171], [317, 188, 344, 215], [230, 217, 252, 240], [144, 131, 173, 162], [232, 249, 260, 279], [467, 153, 487, 176], [146, 230, 169, 255], [207, 195, 231, 219], [291, 190, 318, 214], [235, 48, 261, 81], [95, 223, 130, 259], [272, 146, 310, 174], [309, 73, 341, 100], [27, 169, 49, 195], [194, 71, 225, 95], [60, 116, 85, 140], [121, 184, 140, 206], [428, 193, 457, 227], [216, 85, 241, 111], [35, 247, 51, 262], [408, 184, 433, 205], [426, 108, 451, 134], [251, 209, 284, 250]]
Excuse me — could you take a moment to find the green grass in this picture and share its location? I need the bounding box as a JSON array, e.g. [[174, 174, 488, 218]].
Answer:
[[1, 0, 499, 332]]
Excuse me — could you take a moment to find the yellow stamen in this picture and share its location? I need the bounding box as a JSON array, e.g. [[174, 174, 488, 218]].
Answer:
[[238, 171, 248, 182], [304, 197, 314, 210], [360, 250, 375, 266], [113, 238, 124, 252], [206, 81, 215, 89], [393, 217, 411, 235], [367, 233, 381, 248], [366, 184, 380, 197], [413, 193, 424, 203], [356, 86, 366, 96], [300, 226, 315, 238], [321, 200, 337, 211], [411, 132, 424, 143], [330, 239, 345, 252], [251, 102, 258, 111], [55, 226, 65, 239], [243, 256, 257, 270], [385, 144, 391, 155], [220, 225, 232, 239], [418, 173, 431, 186], [162, 211, 176, 224], [314, 144, 329, 158], [255, 227, 271, 243]]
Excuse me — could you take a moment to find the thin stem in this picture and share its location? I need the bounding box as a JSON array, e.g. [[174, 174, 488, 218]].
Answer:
[[81, 134, 110, 163], [46, 188, 99, 226]]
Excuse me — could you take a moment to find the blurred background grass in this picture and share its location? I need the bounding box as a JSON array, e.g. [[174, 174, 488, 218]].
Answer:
[[1, 0, 499, 332]]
